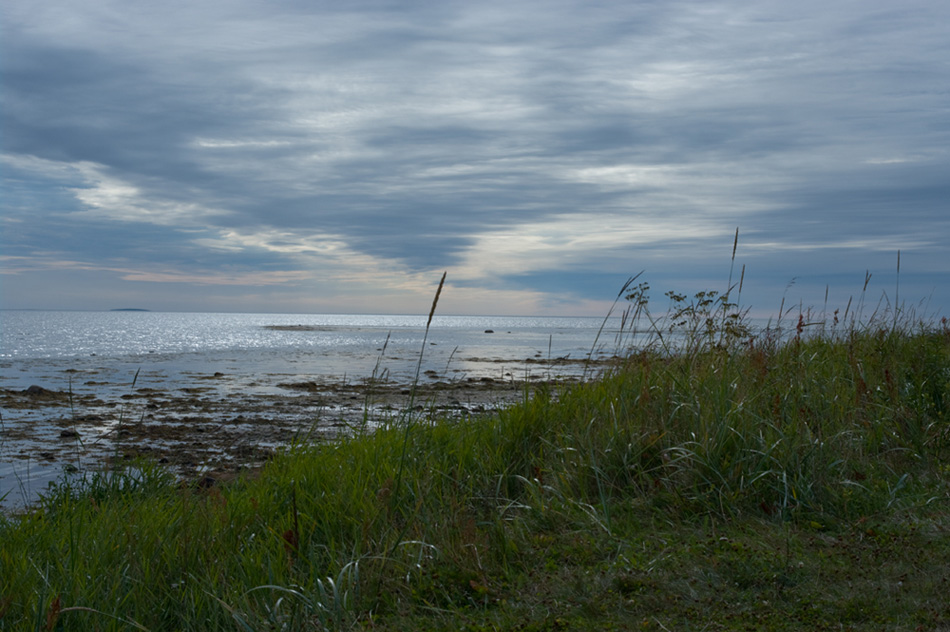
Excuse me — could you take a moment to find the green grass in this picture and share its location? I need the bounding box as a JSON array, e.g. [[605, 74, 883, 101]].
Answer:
[[2, 286, 950, 630]]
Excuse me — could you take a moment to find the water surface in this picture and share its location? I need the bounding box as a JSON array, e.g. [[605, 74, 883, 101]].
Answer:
[[1, 310, 621, 509]]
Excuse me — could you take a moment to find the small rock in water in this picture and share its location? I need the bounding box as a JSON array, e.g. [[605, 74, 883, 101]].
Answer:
[[484, 329, 494, 334]]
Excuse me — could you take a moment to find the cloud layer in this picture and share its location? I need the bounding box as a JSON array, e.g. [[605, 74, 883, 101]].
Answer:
[[2, 0, 948, 316]]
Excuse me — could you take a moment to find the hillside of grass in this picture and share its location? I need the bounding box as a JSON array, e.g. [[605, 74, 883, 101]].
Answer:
[[2, 287, 949, 630]]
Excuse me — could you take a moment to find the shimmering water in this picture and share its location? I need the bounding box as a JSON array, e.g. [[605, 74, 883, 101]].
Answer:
[[1, 310, 621, 509], [1, 310, 617, 388], [3, 310, 606, 356]]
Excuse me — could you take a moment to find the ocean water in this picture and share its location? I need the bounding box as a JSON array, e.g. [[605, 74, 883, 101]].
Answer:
[[0, 310, 618, 388], [1, 310, 623, 509]]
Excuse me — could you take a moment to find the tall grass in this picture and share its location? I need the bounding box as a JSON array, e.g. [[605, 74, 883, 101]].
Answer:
[[1, 270, 948, 630]]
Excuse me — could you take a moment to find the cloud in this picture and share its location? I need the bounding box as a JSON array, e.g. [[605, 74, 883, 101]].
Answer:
[[2, 0, 949, 314], [451, 213, 735, 283]]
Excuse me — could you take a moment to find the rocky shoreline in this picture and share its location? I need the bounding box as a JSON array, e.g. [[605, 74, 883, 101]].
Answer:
[[0, 368, 583, 486]]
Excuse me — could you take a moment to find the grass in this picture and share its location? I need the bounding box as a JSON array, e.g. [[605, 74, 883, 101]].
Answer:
[[1, 272, 949, 630]]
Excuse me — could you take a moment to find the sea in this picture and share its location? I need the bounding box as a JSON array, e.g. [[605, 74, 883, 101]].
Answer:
[[1, 310, 625, 509], [0, 310, 624, 387]]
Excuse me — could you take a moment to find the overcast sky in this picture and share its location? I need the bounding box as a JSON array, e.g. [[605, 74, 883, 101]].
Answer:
[[2, 0, 948, 318]]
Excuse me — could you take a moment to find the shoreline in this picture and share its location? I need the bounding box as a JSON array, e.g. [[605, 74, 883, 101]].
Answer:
[[0, 360, 597, 508]]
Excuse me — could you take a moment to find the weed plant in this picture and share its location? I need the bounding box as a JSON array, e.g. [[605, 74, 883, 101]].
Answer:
[[1, 269, 949, 630]]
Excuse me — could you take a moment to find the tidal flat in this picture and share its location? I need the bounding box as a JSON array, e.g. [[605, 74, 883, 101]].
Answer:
[[0, 356, 596, 509]]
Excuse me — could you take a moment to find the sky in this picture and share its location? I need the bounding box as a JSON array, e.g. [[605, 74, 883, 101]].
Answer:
[[2, 0, 948, 318]]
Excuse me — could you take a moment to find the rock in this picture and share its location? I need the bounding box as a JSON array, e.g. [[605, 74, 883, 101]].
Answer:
[[484, 329, 494, 334], [19, 385, 70, 402], [196, 475, 217, 489]]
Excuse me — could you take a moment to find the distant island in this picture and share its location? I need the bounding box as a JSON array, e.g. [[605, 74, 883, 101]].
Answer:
[[110, 308, 150, 312]]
